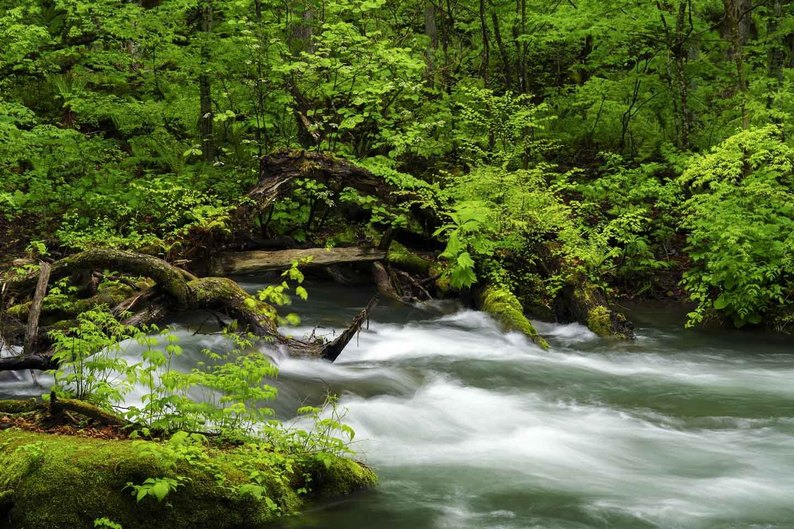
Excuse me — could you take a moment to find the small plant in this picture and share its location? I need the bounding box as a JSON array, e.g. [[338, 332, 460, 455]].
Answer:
[[125, 476, 187, 503], [49, 307, 137, 407]]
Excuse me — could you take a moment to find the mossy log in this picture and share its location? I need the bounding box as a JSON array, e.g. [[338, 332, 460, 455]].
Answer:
[[0, 249, 375, 370], [553, 273, 634, 339], [0, 429, 376, 529], [0, 396, 128, 427], [477, 285, 549, 350]]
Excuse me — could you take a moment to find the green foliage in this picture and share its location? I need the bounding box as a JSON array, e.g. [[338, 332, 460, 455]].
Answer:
[[455, 86, 553, 169], [49, 307, 137, 406], [2, 0, 793, 332], [126, 476, 187, 504], [93, 518, 123, 529], [679, 126, 794, 327], [257, 260, 309, 326], [558, 153, 682, 293], [434, 165, 582, 299]]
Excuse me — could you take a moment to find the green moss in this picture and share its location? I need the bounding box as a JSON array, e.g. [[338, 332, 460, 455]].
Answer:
[[479, 285, 549, 350], [0, 430, 376, 529], [431, 265, 452, 296], [586, 306, 613, 337], [6, 302, 30, 319], [387, 242, 433, 275], [305, 457, 377, 499], [0, 399, 43, 414]]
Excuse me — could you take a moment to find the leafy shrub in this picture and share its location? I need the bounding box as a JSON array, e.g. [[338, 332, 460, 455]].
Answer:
[[679, 126, 794, 327]]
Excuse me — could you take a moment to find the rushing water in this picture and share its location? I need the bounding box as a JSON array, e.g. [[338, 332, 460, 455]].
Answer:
[[4, 280, 794, 528]]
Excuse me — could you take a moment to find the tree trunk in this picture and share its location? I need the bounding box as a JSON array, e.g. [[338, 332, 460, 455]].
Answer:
[[199, 1, 215, 162], [479, 0, 490, 84], [673, 0, 692, 148], [425, 0, 438, 79], [491, 10, 513, 90], [723, 0, 750, 129], [553, 272, 635, 339]]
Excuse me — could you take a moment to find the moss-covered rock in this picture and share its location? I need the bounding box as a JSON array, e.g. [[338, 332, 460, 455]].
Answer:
[[553, 273, 634, 339], [0, 430, 375, 529], [586, 306, 613, 337], [478, 285, 549, 350]]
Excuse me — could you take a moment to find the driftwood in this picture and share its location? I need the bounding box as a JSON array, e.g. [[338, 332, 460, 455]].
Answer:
[[0, 249, 377, 371], [0, 354, 57, 372], [210, 247, 386, 275]]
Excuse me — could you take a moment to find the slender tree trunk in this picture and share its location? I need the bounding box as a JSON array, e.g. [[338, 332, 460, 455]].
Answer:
[[723, 0, 750, 129], [291, 0, 314, 55], [674, 1, 692, 148], [424, 0, 439, 85], [491, 9, 513, 90], [199, 1, 215, 162], [768, 0, 785, 83], [23, 262, 50, 356], [479, 0, 490, 84], [519, 0, 528, 93]]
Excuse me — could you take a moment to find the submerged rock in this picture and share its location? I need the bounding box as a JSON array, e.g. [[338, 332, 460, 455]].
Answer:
[[0, 429, 376, 529]]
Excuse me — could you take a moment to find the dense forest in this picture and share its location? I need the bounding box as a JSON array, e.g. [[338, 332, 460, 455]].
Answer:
[[1, 1, 793, 528], [1, 0, 792, 330]]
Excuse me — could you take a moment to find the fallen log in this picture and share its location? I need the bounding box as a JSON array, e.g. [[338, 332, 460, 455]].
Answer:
[[49, 392, 129, 427], [210, 247, 386, 275], [0, 249, 373, 371], [0, 394, 128, 428], [0, 354, 56, 372]]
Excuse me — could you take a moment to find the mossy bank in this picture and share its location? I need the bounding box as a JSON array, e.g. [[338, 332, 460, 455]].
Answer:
[[0, 429, 376, 529]]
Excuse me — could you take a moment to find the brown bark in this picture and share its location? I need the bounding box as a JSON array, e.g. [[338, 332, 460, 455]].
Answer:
[[479, 0, 490, 84], [491, 10, 513, 90], [372, 262, 400, 301], [23, 262, 50, 356]]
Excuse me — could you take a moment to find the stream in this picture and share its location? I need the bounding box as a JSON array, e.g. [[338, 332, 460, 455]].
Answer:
[[3, 280, 794, 529]]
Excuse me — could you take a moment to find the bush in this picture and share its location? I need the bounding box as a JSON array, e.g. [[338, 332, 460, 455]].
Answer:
[[679, 126, 794, 327]]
